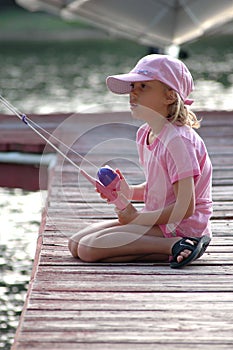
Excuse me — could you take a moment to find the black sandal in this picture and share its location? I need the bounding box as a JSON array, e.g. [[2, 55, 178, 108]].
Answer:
[[170, 235, 211, 269]]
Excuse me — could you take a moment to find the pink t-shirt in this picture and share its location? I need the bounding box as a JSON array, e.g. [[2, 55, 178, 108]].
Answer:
[[136, 122, 212, 238]]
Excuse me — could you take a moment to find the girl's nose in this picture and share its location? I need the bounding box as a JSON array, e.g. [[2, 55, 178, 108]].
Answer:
[[130, 86, 138, 96], [130, 91, 137, 103]]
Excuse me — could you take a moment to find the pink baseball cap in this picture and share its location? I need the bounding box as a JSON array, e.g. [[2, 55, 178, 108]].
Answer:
[[106, 54, 194, 105]]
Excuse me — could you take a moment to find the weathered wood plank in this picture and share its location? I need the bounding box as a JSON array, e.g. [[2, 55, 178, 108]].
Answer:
[[32, 277, 233, 292], [21, 315, 233, 340], [22, 310, 233, 324], [15, 330, 233, 344], [14, 344, 233, 350], [35, 264, 233, 276], [25, 300, 233, 314]]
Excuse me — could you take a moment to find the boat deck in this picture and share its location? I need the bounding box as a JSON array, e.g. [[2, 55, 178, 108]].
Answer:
[[10, 110, 233, 350]]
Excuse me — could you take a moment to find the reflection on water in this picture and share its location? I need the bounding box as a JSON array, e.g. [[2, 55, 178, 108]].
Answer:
[[186, 35, 233, 110], [0, 37, 232, 348], [0, 189, 43, 349], [0, 40, 146, 114], [0, 37, 232, 114]]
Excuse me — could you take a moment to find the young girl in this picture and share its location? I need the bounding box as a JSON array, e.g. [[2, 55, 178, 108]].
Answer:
[[68, 54, 212, 268]]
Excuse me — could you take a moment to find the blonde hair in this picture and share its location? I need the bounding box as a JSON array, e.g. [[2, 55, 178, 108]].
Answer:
[[166, 91, 200, 129]]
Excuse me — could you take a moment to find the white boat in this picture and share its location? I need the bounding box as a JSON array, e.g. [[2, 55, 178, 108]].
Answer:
[[15, 0, 233, 51]]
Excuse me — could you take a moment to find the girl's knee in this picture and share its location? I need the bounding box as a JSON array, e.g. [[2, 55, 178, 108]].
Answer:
[[68, 231, 88, 258], [68, 237, 79, 258], [77, 238, 99, 262], [68, 234, 99, 262]]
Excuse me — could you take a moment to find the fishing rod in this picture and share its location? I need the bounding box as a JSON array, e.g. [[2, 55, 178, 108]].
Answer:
[[0, 95, 129, 210]]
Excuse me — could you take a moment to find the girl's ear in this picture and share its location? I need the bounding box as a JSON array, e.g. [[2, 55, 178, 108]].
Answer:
[[165, 89, 177, 105]]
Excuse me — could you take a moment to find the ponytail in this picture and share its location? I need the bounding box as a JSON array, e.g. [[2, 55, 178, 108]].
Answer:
[[167, 92, 200, 129]]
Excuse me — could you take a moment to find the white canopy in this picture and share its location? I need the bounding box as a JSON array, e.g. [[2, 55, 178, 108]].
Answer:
[[16, 0, 233, 49]]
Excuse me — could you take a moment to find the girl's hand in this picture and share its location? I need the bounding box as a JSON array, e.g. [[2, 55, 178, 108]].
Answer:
[[116, 202, 138, 225], [115, 169, 133, 200], [96, 168, 132, 201]]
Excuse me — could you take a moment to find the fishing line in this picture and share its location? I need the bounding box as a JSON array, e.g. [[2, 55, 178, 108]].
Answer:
[[0, 94, 129, 210], [0, 94, 98, 174]]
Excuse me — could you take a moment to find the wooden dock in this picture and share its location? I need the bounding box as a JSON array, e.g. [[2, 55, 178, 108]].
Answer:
[[8, 110, 233, 349]]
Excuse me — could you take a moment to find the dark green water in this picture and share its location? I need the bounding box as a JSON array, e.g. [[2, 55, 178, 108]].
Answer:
[[0, 36, 232, 349], [0, 40, 146, 114], [0, 37, 232, 114]]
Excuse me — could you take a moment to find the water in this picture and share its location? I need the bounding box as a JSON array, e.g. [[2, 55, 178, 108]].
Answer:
[[0, 36, 232, 349], [0, 40, 147, 114], [0, 189, 43, 349], [0, 36, 233, 114]]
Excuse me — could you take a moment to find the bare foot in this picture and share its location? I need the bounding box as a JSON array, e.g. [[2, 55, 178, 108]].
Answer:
[[170, 236, 211, 269], [174, 238, 195, 263]]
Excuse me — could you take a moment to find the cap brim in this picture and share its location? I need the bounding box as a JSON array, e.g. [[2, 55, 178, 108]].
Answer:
[[106, 73, 152, 94]]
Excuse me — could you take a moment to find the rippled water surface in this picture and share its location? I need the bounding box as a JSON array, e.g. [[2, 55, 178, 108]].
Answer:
[[0, 36, 232, 114], [0, 35, 232, 348], [0, 189, 44, 349]]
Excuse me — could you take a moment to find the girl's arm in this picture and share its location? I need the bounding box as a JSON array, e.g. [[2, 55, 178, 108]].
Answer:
[[128, 182, 146, 201], [117, 176, 195, 226]]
